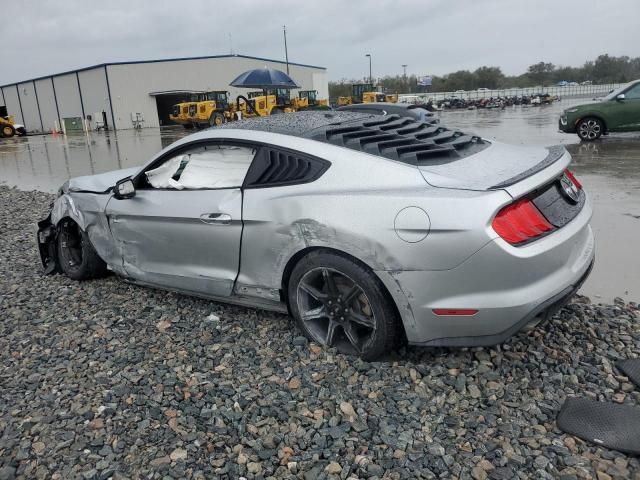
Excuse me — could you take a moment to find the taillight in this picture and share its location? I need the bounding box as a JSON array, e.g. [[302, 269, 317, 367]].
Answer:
[[492, 198, 553, 245], [564, 169, 582, 189]]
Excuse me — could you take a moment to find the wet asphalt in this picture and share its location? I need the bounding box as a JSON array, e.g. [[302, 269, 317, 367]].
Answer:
[[0, 98, 638, 303]]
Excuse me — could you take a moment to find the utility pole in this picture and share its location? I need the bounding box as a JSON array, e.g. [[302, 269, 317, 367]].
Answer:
[[283, 25, 289, 74], [229, 33, 234, 55], [402, 64, 408, 92], [365, 54, 372, 84]]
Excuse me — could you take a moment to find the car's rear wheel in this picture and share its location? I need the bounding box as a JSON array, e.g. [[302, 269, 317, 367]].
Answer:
[[288, 250, 400, 360], [57, 220, 108, 280], [577, 117, 603, 141]]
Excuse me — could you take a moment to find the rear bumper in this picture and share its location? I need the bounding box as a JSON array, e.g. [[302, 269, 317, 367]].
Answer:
[[411, 257, 593, 347], [376, 195, 595, 346]]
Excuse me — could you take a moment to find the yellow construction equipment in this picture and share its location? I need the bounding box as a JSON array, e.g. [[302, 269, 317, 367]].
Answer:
[[239, 88, 295, 116], [338, 84, 398, 106], [297, 90, 329, 109], [170, 91, 233, 128], [0, 112, 26, 138], [169, 93, 206, 129], [169, 85, 330, 129], [189, 91, 231, 127]]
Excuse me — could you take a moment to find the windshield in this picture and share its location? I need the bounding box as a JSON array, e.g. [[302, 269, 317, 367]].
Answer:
[[603, 81, 635, 100]]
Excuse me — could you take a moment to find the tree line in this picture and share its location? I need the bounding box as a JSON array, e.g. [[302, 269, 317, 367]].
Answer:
[[329, 54, 640, 98]]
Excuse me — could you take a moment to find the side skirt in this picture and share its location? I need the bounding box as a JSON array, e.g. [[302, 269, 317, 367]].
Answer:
[[123, 277, 289, 314]]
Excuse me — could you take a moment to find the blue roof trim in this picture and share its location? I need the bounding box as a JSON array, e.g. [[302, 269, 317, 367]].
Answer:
[[0, 54, 326, 89]]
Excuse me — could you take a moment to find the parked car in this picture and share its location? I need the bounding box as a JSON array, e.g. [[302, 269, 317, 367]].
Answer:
[[557, 81, 568, 87], [559, 79, 640, 141], [337, 102, 438, 123], [477, 87, 489, 92], [38, 111, 594, 359]]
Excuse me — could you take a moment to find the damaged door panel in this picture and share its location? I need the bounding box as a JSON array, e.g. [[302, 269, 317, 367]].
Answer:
[[105, 188, 243, 297]]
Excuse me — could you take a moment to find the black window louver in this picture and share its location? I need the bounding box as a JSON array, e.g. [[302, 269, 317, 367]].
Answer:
[[244, 148, 330, 188], [312, 114, 485, 166]]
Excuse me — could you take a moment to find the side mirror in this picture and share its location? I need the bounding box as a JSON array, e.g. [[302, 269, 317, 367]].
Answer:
[[114, 177, 136, 199], [616, 93, 626, 101]]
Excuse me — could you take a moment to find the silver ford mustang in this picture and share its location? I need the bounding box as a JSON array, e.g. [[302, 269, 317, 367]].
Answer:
[[37, 111, 594, 359]]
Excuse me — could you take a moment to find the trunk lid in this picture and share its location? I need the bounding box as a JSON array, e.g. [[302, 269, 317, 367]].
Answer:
[[417, 142, 571, 198]]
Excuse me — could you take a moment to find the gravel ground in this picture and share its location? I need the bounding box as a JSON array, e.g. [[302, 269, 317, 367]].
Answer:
[[1, 185, 639, 480]]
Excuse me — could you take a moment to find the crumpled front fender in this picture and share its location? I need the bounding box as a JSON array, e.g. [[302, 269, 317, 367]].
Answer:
[[37, 212, 59, 275], [37, 192, 122, 276]]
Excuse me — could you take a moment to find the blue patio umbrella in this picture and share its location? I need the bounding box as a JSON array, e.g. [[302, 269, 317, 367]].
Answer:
[[230, 68, 300, 89]]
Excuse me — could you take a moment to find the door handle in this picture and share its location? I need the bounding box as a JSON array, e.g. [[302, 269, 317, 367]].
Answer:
[[200, 213, 232, 225]]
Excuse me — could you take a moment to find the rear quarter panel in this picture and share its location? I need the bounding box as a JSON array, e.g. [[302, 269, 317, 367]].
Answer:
[[237, 144, 511, 298]]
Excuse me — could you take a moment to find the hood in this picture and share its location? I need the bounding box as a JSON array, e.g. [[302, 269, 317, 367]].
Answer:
[[418, 142, 570, 196], [563, 102, 592, 113], [67, 166, 140, 193]]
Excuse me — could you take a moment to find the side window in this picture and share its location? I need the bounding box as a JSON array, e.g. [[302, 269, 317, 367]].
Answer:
[[243, 147, 330, 188], [624, 84, 640, 99], [144, 144, 256, 190]]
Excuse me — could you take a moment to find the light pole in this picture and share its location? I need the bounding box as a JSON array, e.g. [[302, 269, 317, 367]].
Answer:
[[402, 64, 408, 92], [365, 54, 372, 84], [283, 25, 289, 74]]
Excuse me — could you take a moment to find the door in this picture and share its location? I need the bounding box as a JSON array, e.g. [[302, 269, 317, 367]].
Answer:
[[105, 142, 257, 297], [614, 83, 640, 131]]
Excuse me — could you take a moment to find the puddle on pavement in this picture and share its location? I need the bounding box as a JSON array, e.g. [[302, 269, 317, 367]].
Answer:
[[1, 102, 639, 303]]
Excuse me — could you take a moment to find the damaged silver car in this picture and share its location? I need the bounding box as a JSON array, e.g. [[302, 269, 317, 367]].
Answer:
[[38, 111, 594, 359]]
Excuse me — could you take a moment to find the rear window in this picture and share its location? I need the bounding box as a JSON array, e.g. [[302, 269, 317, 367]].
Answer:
[[310, 114, 486, 166]]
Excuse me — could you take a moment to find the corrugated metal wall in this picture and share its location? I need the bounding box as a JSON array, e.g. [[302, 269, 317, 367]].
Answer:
[[52, 73, 84, 120], [34, 78, 60, 132], [78, 68, 112, 128], [16, 82, 43, 133], [1, 56, 327, 131]]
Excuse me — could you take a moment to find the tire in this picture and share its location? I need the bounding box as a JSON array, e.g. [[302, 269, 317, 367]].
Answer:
[[2, 124, 16, 138], [16, 127, 27, 136], [577, 117, 603, 141], [57, 219, 108, 281], [270, 108, 283, 115], [182, 124, 194, 130], [208, 112, 224, 127], [288, 250, 401, 360]]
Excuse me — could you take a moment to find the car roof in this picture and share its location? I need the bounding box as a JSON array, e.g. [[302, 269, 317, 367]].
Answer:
[[216, 111, 485, 166], [217, 111, 373, 137]]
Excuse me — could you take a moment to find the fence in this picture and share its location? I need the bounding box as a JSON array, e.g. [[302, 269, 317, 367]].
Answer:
[[398, 83, 624, 103]]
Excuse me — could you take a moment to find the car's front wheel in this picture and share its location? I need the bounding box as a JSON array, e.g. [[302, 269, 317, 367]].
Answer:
[[57, 220, 108, 280], [288, 250, 401, 360], [577, 117, 603, 141]]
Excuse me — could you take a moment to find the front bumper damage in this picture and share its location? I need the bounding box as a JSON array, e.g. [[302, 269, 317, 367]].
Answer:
[[37, 212, 59, 274]]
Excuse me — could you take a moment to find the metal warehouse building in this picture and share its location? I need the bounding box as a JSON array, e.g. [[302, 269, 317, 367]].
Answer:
[[0, 54, 328, 133]]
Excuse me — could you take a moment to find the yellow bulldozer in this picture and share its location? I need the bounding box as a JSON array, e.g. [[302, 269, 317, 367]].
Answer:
[[337, 83, 398, 106]]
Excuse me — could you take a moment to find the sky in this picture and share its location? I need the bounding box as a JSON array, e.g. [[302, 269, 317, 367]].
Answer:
[[1, 0, 639, 86]]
